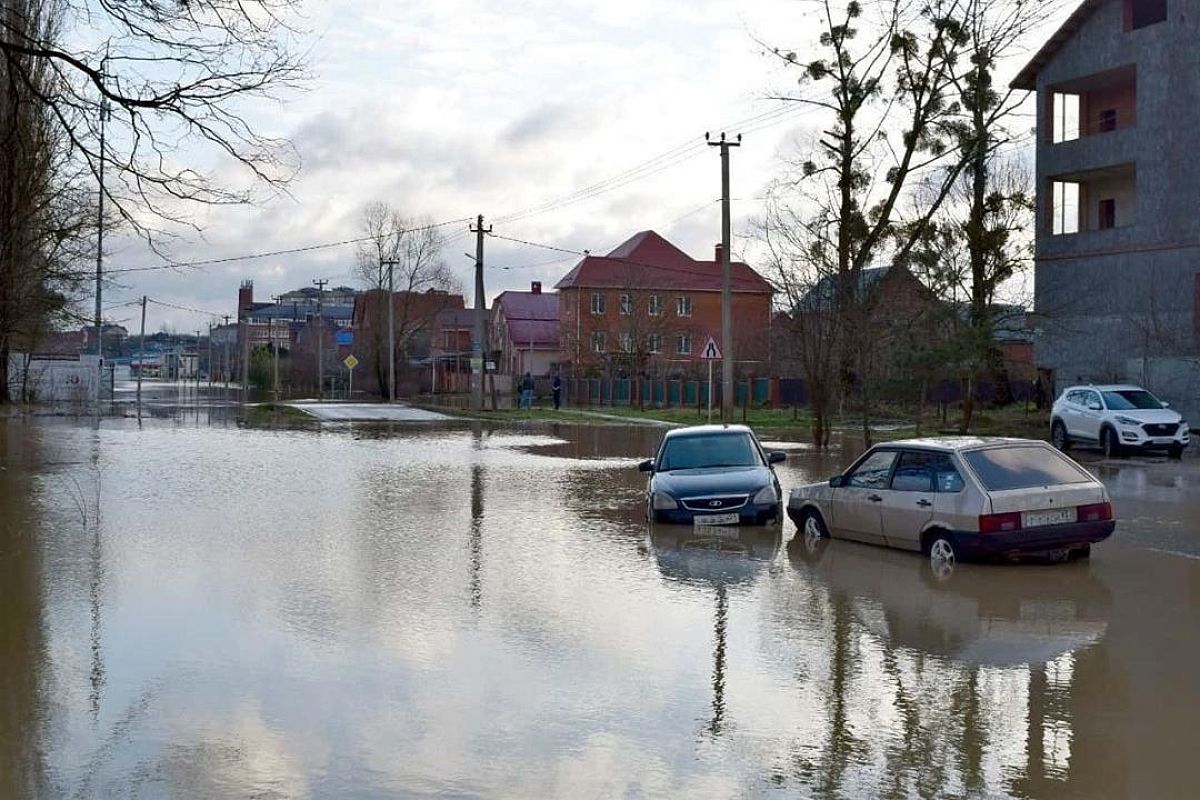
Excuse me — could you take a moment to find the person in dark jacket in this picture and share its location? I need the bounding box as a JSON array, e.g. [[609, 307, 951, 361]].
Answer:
[[520, 372, 534, 409], [552, 373, 562, 410]]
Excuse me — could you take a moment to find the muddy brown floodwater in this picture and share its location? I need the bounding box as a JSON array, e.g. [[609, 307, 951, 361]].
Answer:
[[2, 411, 1199, 799]]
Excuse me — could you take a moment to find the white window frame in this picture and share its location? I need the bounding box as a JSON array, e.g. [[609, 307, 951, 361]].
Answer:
[[676, 296, 692, 317], [648, 294, 662, 316], [591, 293, 606, 315], [619, 332, 633, 353], [591, 331, 605, 353], [676, 334, 692, 355], [648, 334, 662, 354], [619, 294, 633, 315]]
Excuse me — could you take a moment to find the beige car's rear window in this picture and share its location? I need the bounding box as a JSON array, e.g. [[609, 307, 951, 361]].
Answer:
[[964, 446, 1092, 491]]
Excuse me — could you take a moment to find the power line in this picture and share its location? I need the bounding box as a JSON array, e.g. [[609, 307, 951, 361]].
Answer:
[[486, 232, 584, 255], [107, 216, 473, 275]]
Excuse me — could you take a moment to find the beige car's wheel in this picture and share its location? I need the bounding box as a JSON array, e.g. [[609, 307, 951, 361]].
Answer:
[[928, 535, 958, 579], [801, 511, 829, 552]]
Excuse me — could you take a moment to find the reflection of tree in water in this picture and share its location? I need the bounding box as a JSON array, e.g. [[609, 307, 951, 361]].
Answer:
[[0, 422, 48, 795]]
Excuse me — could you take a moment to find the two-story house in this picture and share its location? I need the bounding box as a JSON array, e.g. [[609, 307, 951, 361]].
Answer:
[[554, 231, 774, 377], [1013, 0, 1200, 409]]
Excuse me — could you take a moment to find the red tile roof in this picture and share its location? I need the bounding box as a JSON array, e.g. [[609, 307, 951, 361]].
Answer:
[[554, 230, 772, 293]]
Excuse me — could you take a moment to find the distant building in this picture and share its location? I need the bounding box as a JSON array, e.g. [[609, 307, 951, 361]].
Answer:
[[431, 307, 476, 393], [1012, 0, 1200, 412], [554, 231, 774, 377], [491, 283, 559, 377], [351, 289, 466, 396]]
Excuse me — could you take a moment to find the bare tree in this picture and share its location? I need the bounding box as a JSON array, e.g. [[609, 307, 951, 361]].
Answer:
[[354, 202, 454, 397], [0, 0, 305, 238]]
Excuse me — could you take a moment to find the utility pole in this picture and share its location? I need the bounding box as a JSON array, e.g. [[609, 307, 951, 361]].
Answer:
[[195, 330, 202, 392], [707, 131, 741, 423], [270, 295, 282, 401], [136, 296, 146, 411], [470, 214, 491, 411], [222, 315, 231, 395], [93, 89, 111, 412], [381, 260, 397, 402], [313, 278, 328, 400], [207, 323, 214, 394]]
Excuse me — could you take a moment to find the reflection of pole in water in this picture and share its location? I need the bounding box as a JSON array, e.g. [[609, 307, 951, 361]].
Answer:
[[469, 464, 484, 612], [87, 429, 105, 721], [708, 583, 728, 737]]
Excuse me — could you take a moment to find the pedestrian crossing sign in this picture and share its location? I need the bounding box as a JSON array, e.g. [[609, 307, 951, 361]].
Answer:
[[700, 337, 722, 360]]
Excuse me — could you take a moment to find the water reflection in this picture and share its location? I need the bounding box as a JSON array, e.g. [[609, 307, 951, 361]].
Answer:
[[2, 417, 1199, 798]]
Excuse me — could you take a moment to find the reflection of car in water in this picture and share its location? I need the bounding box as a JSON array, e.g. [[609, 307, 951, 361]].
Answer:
[[648, 524, 782, 588], [787, 535, 1112, 668], [788, 437, 1116, 567], [639, 425, 786, 526]]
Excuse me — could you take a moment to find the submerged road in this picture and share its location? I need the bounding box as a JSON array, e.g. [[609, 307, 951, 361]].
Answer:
[[283, 401, 454, 422]]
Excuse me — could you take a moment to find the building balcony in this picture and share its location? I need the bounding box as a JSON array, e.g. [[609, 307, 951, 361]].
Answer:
[[1046, 65, 1136, 144], [1042, 163, 1136, 251]]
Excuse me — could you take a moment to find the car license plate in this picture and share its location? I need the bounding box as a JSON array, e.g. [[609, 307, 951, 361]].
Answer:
[[1022, 508, 1075, 528], [695, 513, 739, 527]]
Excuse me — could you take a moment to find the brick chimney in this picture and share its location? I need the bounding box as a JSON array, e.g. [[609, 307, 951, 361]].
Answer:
[[238, 280, 254, 321], [714, 243, 724, 265], [531, 281, 542, 295]]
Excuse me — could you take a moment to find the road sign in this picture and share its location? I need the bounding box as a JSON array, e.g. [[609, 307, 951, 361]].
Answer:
[[343, 354, 359, 370], [700, 336, 722, 360], [335, 329, 353, 346]]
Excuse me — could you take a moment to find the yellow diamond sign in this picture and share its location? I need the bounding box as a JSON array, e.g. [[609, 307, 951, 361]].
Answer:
[[343, 354, 359, 370]]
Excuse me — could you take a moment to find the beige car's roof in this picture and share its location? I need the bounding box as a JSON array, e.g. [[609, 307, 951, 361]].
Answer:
[[878, 436, 1040, 452]]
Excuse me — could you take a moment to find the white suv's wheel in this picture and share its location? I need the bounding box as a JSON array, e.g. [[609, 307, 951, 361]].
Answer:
[[1102, 426, 1123, 459], [1051, 420, 1069, 451]]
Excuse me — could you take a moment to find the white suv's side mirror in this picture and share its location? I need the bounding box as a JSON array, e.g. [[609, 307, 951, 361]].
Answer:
[[1088, 402, 1102, 411], [1162, 401, 1171, 408]]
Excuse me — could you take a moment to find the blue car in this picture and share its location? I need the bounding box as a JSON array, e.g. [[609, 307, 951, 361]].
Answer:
[[638, 425, 786, 526]]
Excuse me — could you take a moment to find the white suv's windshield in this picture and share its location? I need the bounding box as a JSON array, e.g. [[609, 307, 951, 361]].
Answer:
[[658, 433, 761, 471], [1101, 390, 1162, 411]]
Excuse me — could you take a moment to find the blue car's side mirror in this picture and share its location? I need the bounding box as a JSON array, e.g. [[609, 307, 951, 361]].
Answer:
[[768, 451, 786, 465], [638, 459, 654, 473]]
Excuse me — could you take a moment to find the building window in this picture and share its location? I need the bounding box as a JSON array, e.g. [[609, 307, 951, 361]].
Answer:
[[1098, 108, 1117, 133], [648, 334, 662, 354], [1051, 93, 1080, 143], [591, 293, 606, 315], [648, 294, 662, 316], [1126, 0, 1167, 30], [676, 296, 693, 317], [619, 294, 633, 315], [591, 331, 605, 353], [619, 332, 633, 353], [1051, 181, 1080, 235], [676, 334, 692, 355], [1098, 198, 1116, 229]]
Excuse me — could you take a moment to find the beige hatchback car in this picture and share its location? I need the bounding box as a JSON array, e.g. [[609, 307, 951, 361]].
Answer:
[[787, 437, 1115, 567]]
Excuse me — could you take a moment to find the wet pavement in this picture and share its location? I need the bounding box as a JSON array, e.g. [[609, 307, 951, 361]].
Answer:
[[2, 401, 1199, 798]]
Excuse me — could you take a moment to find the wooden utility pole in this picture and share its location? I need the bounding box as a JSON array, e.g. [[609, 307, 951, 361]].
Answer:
[[222, 314, 231, 394], [313, 278, 328, 399], [707, 131, 740, 423], [470, 215, 491, 411]]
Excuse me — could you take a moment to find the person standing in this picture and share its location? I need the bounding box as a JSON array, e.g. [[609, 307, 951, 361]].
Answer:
[[552, 372, 562, 410]]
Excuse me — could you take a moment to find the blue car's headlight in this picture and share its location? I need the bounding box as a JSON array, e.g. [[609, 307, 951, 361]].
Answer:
[[652, 492, 679, 510], [753, 484, 778, 505]]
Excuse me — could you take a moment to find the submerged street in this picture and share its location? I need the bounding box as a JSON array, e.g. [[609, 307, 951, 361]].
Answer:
[[3, 402, 1200, 799]]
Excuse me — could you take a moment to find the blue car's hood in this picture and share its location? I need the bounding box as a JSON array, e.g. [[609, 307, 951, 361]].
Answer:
[[654, 465, 772, 497]]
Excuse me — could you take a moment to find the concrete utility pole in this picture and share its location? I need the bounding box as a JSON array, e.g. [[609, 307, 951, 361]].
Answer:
[[707, 131, 741, 423], [313, 278, 328, 400], [136, 296, 146, 410], [381, 260, 397, 402], [270, 295, 282, 401], [93, 92, 111, 412], [470, 215, 492, 411], [207, 323, 214, 394]]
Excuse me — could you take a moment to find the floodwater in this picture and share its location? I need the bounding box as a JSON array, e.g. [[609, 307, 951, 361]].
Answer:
[[2, 404, 1200, 799]]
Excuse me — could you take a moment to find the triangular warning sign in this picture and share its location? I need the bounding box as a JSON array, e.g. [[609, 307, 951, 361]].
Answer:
[[700, 336, 722, 360]]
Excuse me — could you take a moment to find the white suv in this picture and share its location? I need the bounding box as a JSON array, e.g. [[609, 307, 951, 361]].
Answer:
[[1051, 384, 1189, 458]]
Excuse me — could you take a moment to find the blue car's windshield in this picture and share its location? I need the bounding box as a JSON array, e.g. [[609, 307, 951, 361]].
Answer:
[[658, 433, 761, 471]]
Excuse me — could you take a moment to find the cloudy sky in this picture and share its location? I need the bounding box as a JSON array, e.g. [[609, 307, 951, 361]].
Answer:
[[101, 0, 1066, 334]]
